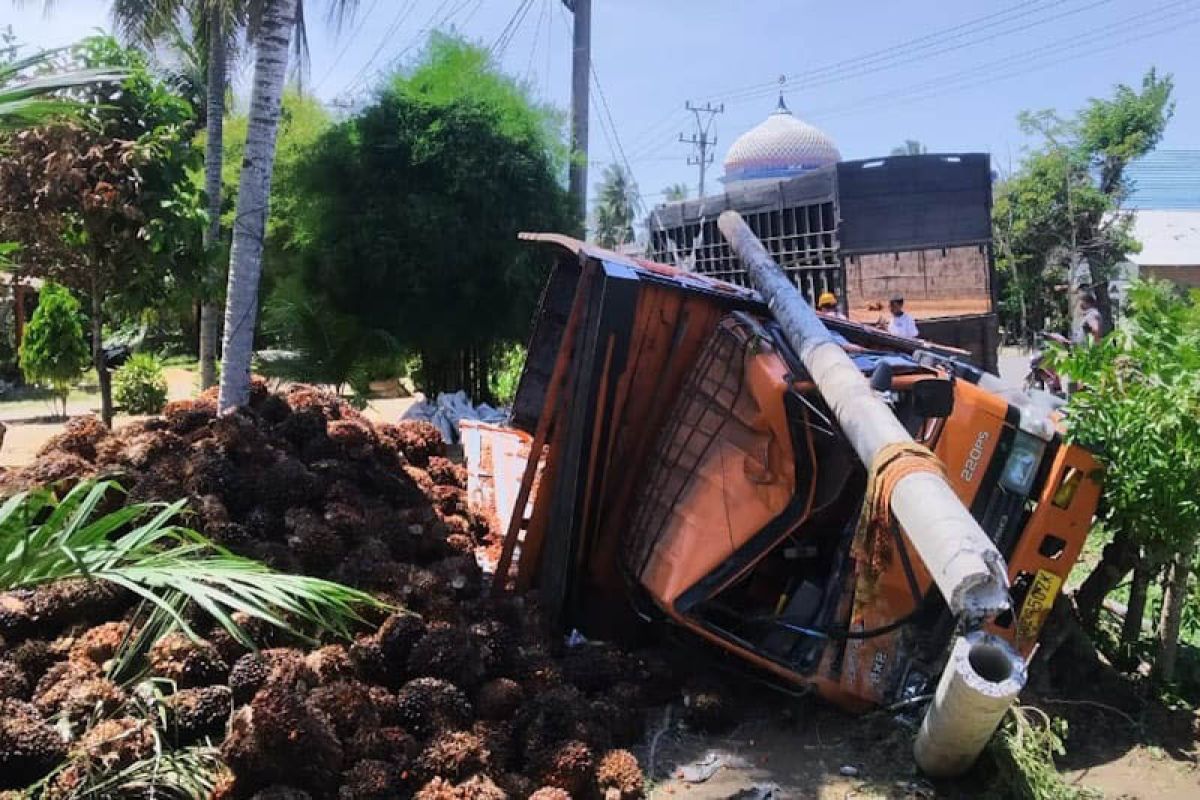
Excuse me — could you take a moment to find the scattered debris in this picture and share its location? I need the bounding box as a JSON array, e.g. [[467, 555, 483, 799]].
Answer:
[[402, 391, 507, 446], [724, 783, 780, 800], [676, 751, 725, 783]]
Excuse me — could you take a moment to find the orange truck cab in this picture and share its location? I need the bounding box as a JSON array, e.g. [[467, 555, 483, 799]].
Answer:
[[498, 235, 1101, 711]]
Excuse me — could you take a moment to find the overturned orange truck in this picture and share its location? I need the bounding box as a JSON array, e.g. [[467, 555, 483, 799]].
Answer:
[[488, 167, 1100, 715]]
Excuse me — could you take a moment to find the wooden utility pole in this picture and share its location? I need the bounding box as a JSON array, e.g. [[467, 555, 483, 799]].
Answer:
[[680, 101, 723, 199], [565, 0, 591, 225]]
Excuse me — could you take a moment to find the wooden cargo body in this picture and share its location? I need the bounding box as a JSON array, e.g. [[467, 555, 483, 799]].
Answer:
[[647, 154, 1000, 373]]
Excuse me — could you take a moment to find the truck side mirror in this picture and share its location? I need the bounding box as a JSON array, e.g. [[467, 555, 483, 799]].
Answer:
[[913, 379, 954, 418]]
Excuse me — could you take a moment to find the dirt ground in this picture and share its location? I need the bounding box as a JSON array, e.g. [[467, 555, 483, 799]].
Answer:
[[638, 687, 1200, 799], [2, 362, 1196, 798]]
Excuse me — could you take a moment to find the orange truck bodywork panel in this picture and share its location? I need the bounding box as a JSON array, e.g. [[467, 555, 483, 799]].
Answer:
[[638, 326, 803, 609], [503, 235, 1102, 711]]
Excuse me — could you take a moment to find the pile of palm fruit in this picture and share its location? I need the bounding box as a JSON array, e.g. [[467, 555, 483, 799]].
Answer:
[[0, 384, 681, 799]]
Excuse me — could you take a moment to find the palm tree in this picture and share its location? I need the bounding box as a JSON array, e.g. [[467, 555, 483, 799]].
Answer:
[[218, 0, 299, 411], [212, 0, 358, 412], [593, 163, 637, 249], [109, 1, 358, 403], [662, 182, 688, 202], [112, 1, 248, 392], [0, 48, 127, 128]]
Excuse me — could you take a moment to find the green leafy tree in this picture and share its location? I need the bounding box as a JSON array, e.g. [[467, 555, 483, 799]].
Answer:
[[662, 182, 688, 202], [490, 343, 526, 406], [18, 283, 90, 418], [0, 36, 204, 427], [283, 33, 572, 399], [594, 162, 637, 248], [993, 70, 1174, 346], [1055, 281, 1200, 682], [889, 139, 927, 156], [259, 274, 397, 403]]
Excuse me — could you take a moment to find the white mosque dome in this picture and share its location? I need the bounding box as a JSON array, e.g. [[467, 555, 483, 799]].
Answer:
[[723, 96, 841, 186]]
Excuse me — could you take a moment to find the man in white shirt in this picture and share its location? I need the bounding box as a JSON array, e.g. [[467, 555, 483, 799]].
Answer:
[[887, 294, 919, 338]]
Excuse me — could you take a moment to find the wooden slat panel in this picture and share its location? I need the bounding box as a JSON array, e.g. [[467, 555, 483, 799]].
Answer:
[[494, 259, 593, 592]]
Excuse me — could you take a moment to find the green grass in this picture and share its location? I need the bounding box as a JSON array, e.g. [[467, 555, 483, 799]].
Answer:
[[0, 383, 100, 416]]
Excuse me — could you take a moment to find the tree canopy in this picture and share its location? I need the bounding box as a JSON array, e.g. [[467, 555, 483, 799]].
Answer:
[[593, 163, 637, 249], [993, 70, 1174, 345], [0, 35, 204, 423], [18, 282, 89, 417], [1056, 281, 1200, 680], [280, 33, 573, 398], [662, 182, 688, 202]]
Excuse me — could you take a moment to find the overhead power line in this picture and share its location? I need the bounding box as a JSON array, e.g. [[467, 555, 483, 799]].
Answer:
[[626, 0, 1098, 164], [381, 0, 463, 73], [624, 108, 691, 162], [807, 1, 1198, 122], [340, 0, 469, 99], [338, 0, 420, 97], [315, 0, 381, 91], [491, 0, 537, 57], [590, 61, 647, 219], [716, 0, 1125, 107], [704, 0, 1093, 105], [523, 0, 549, 84], [629, 0, 1193, 166]]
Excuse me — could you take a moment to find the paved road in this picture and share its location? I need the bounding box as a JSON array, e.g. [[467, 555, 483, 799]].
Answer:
[[996, 345, 1030, 389]]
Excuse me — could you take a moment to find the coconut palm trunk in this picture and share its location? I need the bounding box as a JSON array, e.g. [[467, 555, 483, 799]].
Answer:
[[199, 12, 226, 391], [217, 0, 297, 412]]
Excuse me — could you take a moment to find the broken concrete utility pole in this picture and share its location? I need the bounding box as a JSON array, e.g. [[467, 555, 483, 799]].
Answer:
[[717, 210, 1010, 619], [914, 631, 1026, 776]]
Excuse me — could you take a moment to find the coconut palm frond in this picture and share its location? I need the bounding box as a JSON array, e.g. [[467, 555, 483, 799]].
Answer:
[[0, 50, 127, 129], [0, 480, 383, 648], [110, 0, 181, 45], [260, 277, 399, 398]]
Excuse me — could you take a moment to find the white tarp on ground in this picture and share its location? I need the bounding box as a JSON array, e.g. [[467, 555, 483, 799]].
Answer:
[[401, 390, 507, 445]]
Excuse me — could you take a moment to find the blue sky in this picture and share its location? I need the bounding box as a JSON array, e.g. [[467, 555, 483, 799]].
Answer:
[[7, 0, 1199, 215]]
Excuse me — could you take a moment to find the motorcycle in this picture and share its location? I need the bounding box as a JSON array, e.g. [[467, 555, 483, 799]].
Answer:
[[1024, 331, 1071, 397]]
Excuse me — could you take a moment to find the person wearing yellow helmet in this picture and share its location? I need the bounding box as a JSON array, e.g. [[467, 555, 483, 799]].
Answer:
[[817, 290, 847, 320]]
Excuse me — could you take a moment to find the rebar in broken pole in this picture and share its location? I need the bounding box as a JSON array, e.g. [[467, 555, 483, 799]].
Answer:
[[717, 210, 1009, 619]]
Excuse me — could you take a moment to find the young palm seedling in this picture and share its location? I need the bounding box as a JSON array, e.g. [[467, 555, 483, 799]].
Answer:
[[0, 479, 382, 647]]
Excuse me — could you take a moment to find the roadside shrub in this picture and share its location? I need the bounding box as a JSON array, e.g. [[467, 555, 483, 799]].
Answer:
[[489, 343, 525, 406], [18, 282, 89, 418], [113, 353, 168, 414]]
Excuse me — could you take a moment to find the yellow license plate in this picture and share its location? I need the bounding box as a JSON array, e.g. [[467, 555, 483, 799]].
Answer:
[[1017, 569, 1063, 642]]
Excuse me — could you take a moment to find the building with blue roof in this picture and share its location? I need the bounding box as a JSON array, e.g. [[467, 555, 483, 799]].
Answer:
[[1120, 150, 1200, 289]]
